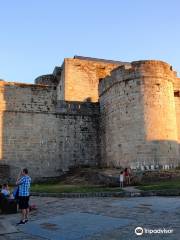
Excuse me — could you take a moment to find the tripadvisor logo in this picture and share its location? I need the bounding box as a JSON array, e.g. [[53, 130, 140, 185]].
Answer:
[[135, 226, 174, 235], [135, 227, 143, 236]]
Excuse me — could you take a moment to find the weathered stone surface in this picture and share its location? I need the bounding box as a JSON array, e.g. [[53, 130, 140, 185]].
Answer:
[[0, 82, 100, 182], [99, 60, 180, 169], [57, 56, 130, 102], [0, 57, 180, 181], [174, 77, 180, 155], [35, 74, 58, 86], [0, 164, 10, 182]]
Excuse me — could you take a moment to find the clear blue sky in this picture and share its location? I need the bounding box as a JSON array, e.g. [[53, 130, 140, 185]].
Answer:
[[0, 0, 180, 83]]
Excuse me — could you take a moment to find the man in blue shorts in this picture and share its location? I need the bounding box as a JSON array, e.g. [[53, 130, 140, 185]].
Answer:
[[16, 168, 31, 225]]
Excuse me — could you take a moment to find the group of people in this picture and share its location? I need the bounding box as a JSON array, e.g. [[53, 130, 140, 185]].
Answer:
[[1, 168, 31, 225], [119, 168, 131, 188], [1, 166, 130, 223]]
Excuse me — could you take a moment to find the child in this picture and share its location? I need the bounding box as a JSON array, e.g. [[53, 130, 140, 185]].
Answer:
[[124, 168, 131, 185], [119, 171, 124, 188], [1, 183, 10, 197]]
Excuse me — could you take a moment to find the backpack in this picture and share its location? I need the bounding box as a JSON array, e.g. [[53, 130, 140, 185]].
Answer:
[[13, 186, 19, 200]]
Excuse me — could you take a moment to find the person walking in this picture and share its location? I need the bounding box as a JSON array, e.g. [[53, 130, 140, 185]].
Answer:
[[16, 168, 31, 225]]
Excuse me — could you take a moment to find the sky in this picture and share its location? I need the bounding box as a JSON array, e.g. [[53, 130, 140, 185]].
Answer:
[[0, 0, 180, 83]]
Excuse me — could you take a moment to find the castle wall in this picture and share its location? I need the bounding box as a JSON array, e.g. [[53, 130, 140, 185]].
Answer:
[[57, 62, 65, 100], [174, 78, 180, 153], [0, 82, 57, 112], [99, 61, 179, 170], [0, 56, 179, 182], [99, 65, 146, 168], [0, 82, 100, 182], [35, 74, 58, 86], [60, 58, 122, 102]]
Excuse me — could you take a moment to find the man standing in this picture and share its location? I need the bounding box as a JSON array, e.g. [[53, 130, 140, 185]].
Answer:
[[16, 168, 31, 225]]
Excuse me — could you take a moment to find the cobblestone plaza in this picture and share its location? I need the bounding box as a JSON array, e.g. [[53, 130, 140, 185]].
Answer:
[[0, 196, 180, 240]]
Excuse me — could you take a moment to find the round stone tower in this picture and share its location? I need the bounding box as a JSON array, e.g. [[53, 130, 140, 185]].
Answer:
[[99, 60, 179, 170]]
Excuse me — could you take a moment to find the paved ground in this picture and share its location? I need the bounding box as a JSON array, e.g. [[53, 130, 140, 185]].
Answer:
[[123, 186, 142, 193], [0, 196, 180, 239]]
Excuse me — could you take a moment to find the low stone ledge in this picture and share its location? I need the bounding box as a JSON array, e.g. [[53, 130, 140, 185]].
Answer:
[[31, 189, 180, 198], [141, 189, 180, 197], [31, 191, 125, 198]]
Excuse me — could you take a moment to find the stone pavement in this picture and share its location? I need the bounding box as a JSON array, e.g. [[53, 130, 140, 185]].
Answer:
[[0, 221, 18, 235], [0, 196, 180, 239], [122, 186, 142, 193]]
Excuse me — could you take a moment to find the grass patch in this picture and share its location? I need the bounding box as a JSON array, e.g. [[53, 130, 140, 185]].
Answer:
[[137, 180, 180, 191], [31, 183, 122, 193]]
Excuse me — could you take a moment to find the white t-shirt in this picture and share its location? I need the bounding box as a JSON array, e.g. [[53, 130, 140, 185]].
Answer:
[[1, 189, 10, 197], [120, 174, 124, 182]]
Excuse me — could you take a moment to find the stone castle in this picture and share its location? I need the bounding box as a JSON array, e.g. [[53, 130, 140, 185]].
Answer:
[[0, 56, 180, 181]]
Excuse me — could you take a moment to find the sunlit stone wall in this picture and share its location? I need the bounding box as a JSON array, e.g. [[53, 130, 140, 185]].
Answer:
[[99, 60, 180, 170], [0, 57, 179, 182], [174, 77, 180, 155], [0, 82, 99, 182], [57, 57, 127, 102]]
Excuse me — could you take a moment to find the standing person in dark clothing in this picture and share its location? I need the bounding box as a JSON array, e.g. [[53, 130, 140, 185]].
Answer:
[[16, 168, 31, 225]]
